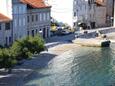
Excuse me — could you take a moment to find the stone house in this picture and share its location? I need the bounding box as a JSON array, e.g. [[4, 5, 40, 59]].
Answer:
[[0, 0, 12, 46], [0, 0, 51, 46], [13, 0, 51, 40], [73, 0, 109, 30], [106, 0, 114, 26]]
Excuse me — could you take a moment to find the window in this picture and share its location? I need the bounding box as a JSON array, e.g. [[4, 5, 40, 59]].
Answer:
[[0, 23, 1, 30], [5, 22, 10, 30], [74, 22, 76, 27], [27, 16, 29, 22], [13, 6, 17, 14], [19, 19, 21, 26], [32, 15, 34, 22], [36, 15, 38, 21], [9, 37, 11, 43], [36, 29, 38, 34], [74, 12, 76, 17], [23, 6, 26, 13], [23, 18, 25, 26], [43, 13, 46, 21], [40, 13, 42, 21], [32, 30, 34, 37], [74, 1, 77, 5], [47, 13, 50, 20], [22, 6, 25, 13], [27, 31, 29, 36], [5, 37, 8, 46], [14, 19, 17, 27], [19, 6, 21, 13]]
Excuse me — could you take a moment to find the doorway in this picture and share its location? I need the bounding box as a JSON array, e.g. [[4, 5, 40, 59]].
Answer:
[[43, 28, 46, 38]]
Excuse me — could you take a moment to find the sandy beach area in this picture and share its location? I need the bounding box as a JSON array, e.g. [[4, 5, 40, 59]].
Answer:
[[48, 43, 80, 55]]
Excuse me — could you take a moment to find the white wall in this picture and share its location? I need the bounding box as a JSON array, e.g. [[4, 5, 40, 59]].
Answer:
[[0, 0, 12, 19], [95, 7, 106, 27], [73, 0, 91, 24], [48, 0, 73, 27]]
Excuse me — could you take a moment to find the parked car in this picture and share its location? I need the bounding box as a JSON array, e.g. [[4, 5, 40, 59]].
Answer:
[[57, 26, 64, 30], [61, 30, 70, 35], [56, 29, 70, 36]]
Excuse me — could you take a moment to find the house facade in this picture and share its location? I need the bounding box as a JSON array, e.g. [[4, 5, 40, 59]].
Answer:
[[12, 0, 27, 41], [12, 0, 51, 40], [73, 0, 107, 30], [25, 1, 51, 38], [0, 0, 12, 46], [0, 0, 51, 46], [73, 0, 95, 30], [0, 22, 12, 46], [106, 0, 114, 26], [94, 0, 107, 28]]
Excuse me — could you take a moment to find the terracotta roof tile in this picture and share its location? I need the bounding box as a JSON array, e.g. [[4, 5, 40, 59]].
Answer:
[[95, 0, 105, 6], [0, 13, 11, 22], [20, 0, 51, 8]]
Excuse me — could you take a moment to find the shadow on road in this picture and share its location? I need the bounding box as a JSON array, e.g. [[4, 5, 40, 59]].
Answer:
[[0, 53, 57, 86]]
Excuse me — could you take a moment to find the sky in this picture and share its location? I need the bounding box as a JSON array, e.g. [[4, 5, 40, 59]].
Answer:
[[0, 0, 12, 18], [48, 0, 73, 27]]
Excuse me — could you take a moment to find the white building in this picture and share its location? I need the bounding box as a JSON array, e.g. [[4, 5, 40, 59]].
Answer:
[[12, 0, 51, 39], [106, 0, 114, 26], [73, 0, 107, 30], [73, 0, 90, 30], [0, 0, 51, 47], [0, 0, 12, 46], [0, 22, 12, 46], [12, 0, 27, 41]]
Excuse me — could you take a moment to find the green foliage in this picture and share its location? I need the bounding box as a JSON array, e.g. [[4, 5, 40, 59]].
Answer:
[[11, 39, 32, 60], [0, 45, 3, 48], [11, 34, 45, 60], [24, 34, 45, 54], [0, 48, 17, 69], [0, 34, 45, 70]]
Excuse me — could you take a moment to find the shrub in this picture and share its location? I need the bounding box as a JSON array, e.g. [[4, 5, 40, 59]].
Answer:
[[0, 48, 17, 71], [0, 45, 3, 48], [0, 34, 45, 71], [28, 34, 45, 54], [11, 34, 45, 60], [11, 39, 32, 60]]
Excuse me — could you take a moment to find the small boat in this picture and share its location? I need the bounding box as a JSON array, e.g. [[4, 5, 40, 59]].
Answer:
[[101, 40, 111, 47]]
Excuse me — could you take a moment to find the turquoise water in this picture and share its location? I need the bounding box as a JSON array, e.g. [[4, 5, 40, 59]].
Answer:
[[24, 44, 115, 86]]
